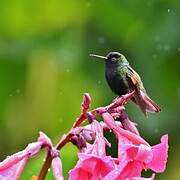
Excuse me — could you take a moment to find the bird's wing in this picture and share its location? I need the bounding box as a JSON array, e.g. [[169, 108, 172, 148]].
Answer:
[[126, 66, 142, 89], [126, 66, 161, 116]]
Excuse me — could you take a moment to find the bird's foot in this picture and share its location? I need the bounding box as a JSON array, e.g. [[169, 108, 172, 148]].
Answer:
[[113, 96, 120, 103]]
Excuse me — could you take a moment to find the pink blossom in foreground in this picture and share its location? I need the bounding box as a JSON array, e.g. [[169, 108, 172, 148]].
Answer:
[[69, 153, 115, 180], [93, 109, 168, 179], [0, 141, 42, 180], [114, 135, 168, 179], [0, 132, 64, 180], [146, 135, 169, 173]]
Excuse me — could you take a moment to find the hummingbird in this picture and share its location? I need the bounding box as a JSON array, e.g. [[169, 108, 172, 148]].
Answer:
[[90, 52, 161, 116]]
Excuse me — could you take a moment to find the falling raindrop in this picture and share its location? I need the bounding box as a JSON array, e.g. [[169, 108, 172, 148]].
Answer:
[[167, 9, 170, 13], [16, 89, 20, 94], [156, 44, 162, 51], [86, 2, 91, 8], [59, 117, 63, 123], [98, 37, 105, 44], [164, 44, 170, 51], [154, 35, 160, 42], [66, 68, 70, 73], [48, 168, 51, 172], [178, 48, 180, 52], [152, 54, 157, 59], [59, 91, 63, 96]]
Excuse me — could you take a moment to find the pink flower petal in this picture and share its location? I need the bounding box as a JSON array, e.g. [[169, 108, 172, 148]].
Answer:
[[103, 156, 128, 180], [0, 156, 28, 180], [25, 142, 43, 157], [85, 120, 110, 157], [0, 141, 42, 172], [121, 144, 153, 163], [104, 156, 144, 180], [38, 131, 53, 148], [0, 132, 52, 179], [147, 135, 168, 173], [69, 153, 115, 180], [118, 161, 143, 179], [52, 156, 64, 180], [119, 112, 140, 135], [81, 93, 91, 113], [102, 112, 149, 146]]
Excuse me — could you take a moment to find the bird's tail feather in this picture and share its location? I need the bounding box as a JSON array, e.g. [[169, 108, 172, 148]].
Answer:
[[132, 90, 161, 116]]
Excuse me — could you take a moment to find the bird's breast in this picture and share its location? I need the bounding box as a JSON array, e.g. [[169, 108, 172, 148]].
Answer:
[[105, 68, 129, 96]]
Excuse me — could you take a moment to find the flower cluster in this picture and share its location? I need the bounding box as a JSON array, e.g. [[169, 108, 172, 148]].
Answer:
[[69, 92, 168, 180], [0, 92, 168, 180]]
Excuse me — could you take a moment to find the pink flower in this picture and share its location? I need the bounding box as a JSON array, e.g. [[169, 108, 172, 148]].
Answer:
[[103, 135, 168, 179], [69, 153, 115, 180], [146, 135, 169, 173], [83, 120, 110, 156], [52, 156, 63, 180], [51, 148, 64, 180], [101, 112, 149, 146], [0, 141, 43, 180], [81, 93, 91, 114], [99, 111, 168, 179], [0, 132, 64, 180]]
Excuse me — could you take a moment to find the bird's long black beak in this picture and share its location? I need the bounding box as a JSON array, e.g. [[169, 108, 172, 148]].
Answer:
[[89, 54, 107, 60]]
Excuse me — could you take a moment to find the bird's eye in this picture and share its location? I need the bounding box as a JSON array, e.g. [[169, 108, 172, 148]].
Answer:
[[112, 58, 116, 62]]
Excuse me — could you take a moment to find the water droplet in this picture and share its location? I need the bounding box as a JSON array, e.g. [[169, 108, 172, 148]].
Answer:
[[178, 48, 180, 52], [154, 35, 160, 42], [43, 158, 46, 162], [59, 118, 63, 123], [109, 129, 112, 133], [164, 44, 170, 51], [16, 89, 20, 94], [86, 2, 91, 8], [48, 168, 51, 172], [66, 69, 70, 73], [167, 9, 170, 13], [152, 54, 157, 59], [156, 44, 162, 51], [98, 37, 105, 44], [59, 91, 63, 95]]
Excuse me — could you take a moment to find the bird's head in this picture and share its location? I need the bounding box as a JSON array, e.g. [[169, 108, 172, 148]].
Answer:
[[90, 52, 126, 65]]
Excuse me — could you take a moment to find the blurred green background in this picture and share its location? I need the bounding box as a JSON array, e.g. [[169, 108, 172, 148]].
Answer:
[[0, 0, 179, 179]]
